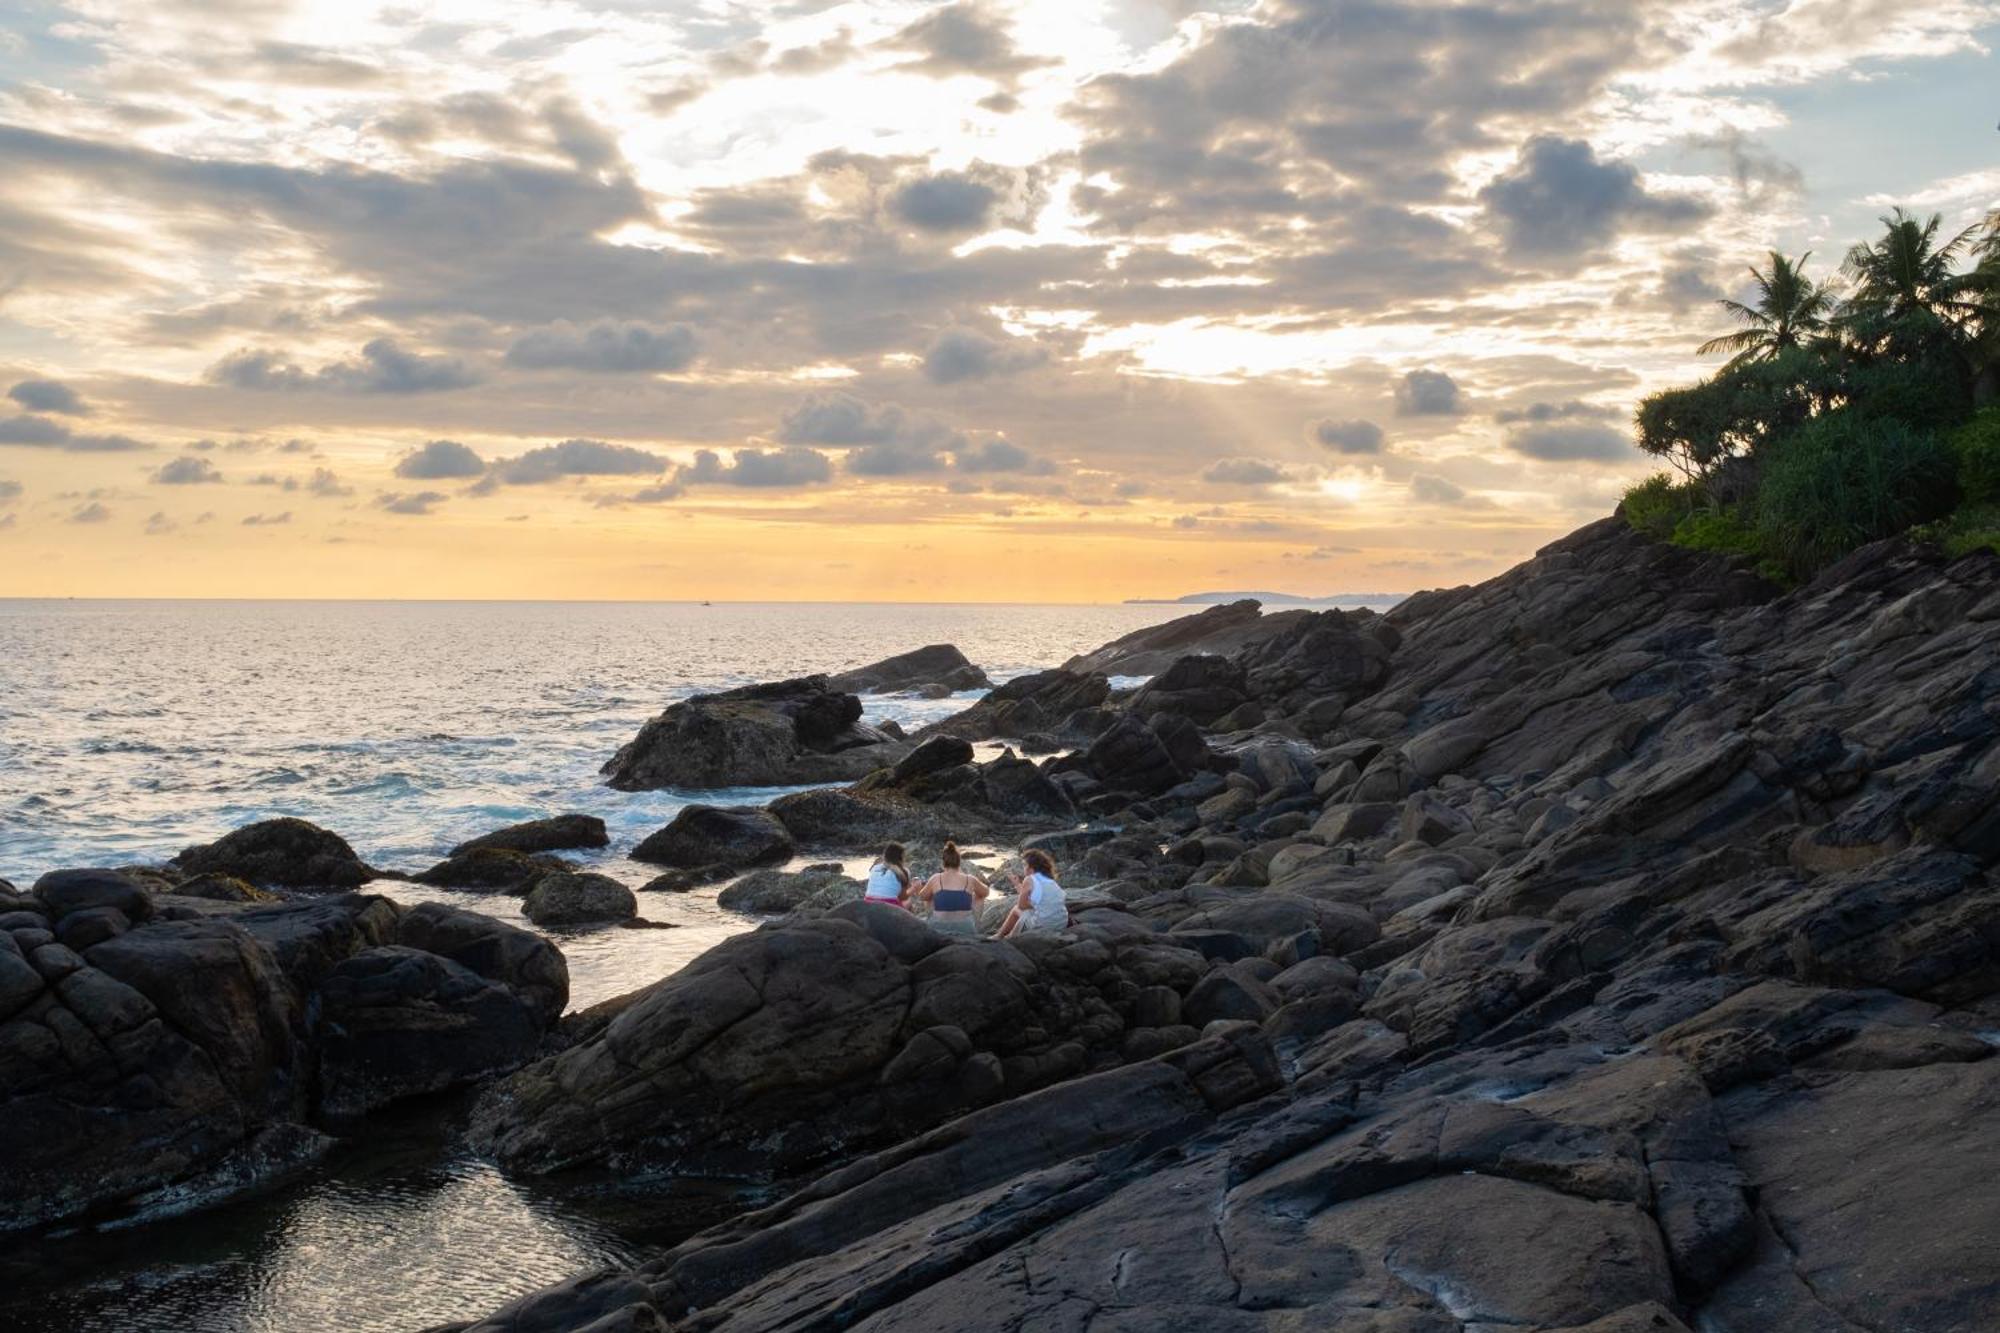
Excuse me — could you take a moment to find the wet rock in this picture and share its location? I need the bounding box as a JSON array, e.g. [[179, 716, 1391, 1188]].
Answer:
[[603, 675, 907, 790], [449, 814, 608, 858], [173, 817, 379, 889], [829, 643, 990, 694], [919, 669, 1109, 742], [521, 872, 637, 927], [415, 847, 574, 893], [167, 873, 276, 903], [715, 866, 862, 914], [394, 900, 569, 1025], [1064, 599, 1301, 676], [316, 946, 545, 1120], [631, 805, 794, 869]]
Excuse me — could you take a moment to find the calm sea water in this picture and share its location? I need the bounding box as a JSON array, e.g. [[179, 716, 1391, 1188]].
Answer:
[[0, 597, 1190, 1332]]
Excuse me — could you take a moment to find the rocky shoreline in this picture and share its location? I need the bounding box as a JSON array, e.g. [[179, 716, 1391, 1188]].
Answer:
[[7, 514, 2000, 1331]]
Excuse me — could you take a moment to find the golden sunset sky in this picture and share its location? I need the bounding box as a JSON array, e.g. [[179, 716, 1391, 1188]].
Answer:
[[0, 0, 1996, 600]]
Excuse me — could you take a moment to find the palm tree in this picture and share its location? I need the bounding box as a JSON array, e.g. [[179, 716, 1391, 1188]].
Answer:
[[1697, 251, 1833, 368], [1839, 207, 1984, 342]]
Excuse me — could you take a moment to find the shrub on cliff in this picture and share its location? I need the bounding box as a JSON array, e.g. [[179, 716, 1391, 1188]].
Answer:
[[1950, 408, 2000, 506], [1754, 412, 1958, 574]]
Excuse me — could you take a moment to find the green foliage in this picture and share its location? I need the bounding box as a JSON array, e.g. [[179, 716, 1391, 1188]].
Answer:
[[1754, 412, 1959, 574], [1949, 409, 2000, 505], [1619, 473, 1698, 540], [1667, 510, 1790, 584], [1840, 349, 1971, 428], [1911, 503, 2000, 559], [1635, 349, 1827, 480]]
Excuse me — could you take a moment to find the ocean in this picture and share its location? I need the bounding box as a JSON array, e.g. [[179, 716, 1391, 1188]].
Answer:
[[0, 596, 1195, 1332]]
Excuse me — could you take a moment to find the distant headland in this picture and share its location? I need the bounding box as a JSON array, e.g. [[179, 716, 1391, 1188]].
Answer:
[[1124, 589, 1409, 608]]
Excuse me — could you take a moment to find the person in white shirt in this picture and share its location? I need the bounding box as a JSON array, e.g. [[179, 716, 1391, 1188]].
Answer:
[[997, 848, 1066, 937], [863, 842, 911, 909]]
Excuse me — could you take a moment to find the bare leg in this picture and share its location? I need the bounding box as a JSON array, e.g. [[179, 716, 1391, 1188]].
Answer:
[[997, 906, 1023, 938]]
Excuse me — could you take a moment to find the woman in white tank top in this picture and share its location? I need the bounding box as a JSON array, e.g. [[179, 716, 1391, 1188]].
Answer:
[[863, 842, 911, 909], [997, 848, 1066, 937]]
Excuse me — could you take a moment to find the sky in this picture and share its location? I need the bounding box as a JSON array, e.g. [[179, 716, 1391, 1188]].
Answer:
[[0, 0, 1995, 602]]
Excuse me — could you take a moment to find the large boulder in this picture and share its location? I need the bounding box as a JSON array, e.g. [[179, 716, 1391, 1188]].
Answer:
[[315, 946, 545, 1119], [631, 805, 795, 869], [603, 675, 909, 790], [1064, 600, 1306, 676], [1082, 715, 1188, 796], [715, 866, 862, 914], [394, 900, 569, 1024], [521, 872, 637, 927], [829, 644, 990, 694], [918, 669, 1109, 741], [449, 814, 608, 858], [172, 817, 379, 889], [1129, 653, 1252, 726], [468, 914, 1157, 1181]]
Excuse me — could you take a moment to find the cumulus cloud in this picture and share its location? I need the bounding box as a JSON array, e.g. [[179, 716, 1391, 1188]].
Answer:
[[1479, 136, 1710, 260], [0, 414, 149, 452], [144, 511, 177, 535], [0, 479, 21, 503], [1311, 418, 1385, 454], [1395, 370, 1461, 416], [1494, 400, 1621, 424], [208, 338, 480, 394], [1409, 474, 1467, 504], [687, 446, 833, 487], [69, 501, 111, 523], [954, 437, 1051, 474], [251, 466, 353, 496], [780, 392, 961, 475], [153, 456, 223, 484], [491, 438, 666, 485], [378, 491, 445, 515], [505, 320, 699, 373], [922, 328, 1047, 384], [886, 1, 1049, 85], [395, 439, 487, 479], [242, 511, 293, 525], [1507, 422, 1633, 462], [8, 379, 87, 415], [1203, 457, 1291, 485], [889, 173, 1000, 233]]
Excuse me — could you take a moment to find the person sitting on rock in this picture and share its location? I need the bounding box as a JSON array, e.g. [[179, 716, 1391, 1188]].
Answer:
[[915, 840, 989, 936], [863, 842, 912, 909], [997, 848, 1066, 937]]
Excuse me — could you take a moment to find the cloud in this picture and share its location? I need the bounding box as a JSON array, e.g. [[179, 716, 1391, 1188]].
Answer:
[[208, 338, 480, 394], [1312, 418, 1385, 454], [687, 445, 833, 487], [954, 437, 1052, 474], [922, 328, 1047, 384], [779, 392, 961, 475], [395, 438, 487, 479], [242, 511, 293, 525], [886, 1, 1049, 85], [1494, 400, 1621, 424], [378, 491, 445, 515], [0, 479, 21, 503], [505, 320, 699, 373], [153, 456, 223, 484], [69, 501, 111, 523], [0, 415, 73, 446], [491, 438, 666, 484], [889, 173, 1000, 233], [8, 379, 87, 415], [1395, 370, 1461, 416], [1409, 474, 1467, 504], [144, 511, 177, 535], [1507, 422, 1633, 462], [1203, 457, 1291, 485], [1479, 136, 1710, 260]]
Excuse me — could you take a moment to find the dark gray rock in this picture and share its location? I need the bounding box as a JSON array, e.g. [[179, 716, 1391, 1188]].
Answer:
[[631, 805, 794, 869], [449, 814, 608, 858], [521, 872, 637, 927], [829, 643, 990, 694], [173, 817, 378, 889], [603, 675, 908, 790]]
